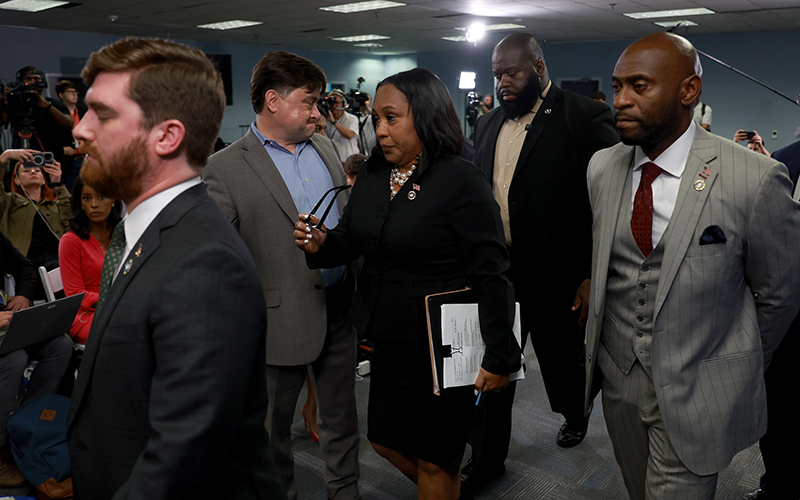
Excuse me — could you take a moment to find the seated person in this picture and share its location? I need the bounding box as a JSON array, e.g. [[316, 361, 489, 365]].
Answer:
[[0, 230, 72, 488], [58, 177, 120, 344], [0, 149, 71, 298]]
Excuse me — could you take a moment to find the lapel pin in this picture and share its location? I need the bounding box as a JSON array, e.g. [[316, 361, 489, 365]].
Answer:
[[543, 108, 552, 114], [135, 244, 142, 258], [122, 259, 133, 275], [407, 191, 416, 200], [694, 165, 711, 191], [412, 184, 420, 191]]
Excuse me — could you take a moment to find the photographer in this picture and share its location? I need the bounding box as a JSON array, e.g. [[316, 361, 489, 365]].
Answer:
[[1, 67, 73, 166], [324, 89, 359, 161], [56, 79, 87, 189], [355, 92, 376, 156], [0, 149, 71, 298]]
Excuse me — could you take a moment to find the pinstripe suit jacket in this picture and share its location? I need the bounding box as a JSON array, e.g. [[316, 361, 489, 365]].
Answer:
[[584, 127, 800, 475], [204, 129, 349, 366]]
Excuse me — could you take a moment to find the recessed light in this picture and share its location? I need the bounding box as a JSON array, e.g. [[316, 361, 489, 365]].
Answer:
[[0, 0, 68, 12], [197, 20, 263, 30], [320, 1, 405, 13], [354, 42, 384, 47], [624, 8, 714, 20], [332, 34, 390, 42], [455, 23, 526, 31], [653, 20, 698, 28]]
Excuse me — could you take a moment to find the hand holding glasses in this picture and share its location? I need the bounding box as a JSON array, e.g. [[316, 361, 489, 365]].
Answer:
[[294, 184, 350, 253]]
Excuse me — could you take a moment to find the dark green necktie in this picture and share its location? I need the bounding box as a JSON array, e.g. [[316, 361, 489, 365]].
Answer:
[[97, 223, 126, 310]]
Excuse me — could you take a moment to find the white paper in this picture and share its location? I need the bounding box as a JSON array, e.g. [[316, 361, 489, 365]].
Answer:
[[440, 303, 524, 389]]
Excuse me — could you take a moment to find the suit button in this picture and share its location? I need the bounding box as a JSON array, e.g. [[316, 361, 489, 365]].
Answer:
[[641, 264, 650, 272], [636, 315, 644, 322], [314, 285, 322, 290], [638, 282, 647, 289], [638, 299, 646, 305], [637, 331, 644, 338]]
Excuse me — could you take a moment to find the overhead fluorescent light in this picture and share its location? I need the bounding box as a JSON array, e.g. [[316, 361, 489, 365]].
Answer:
[[455, 23, 526, 31], [0, 0, 67, 12], [320, 0, 405, 13], [197, 20, 263, 30], [624, 8, 714, 19], [653, 20, 698, 28], [442, 36, 467, 42], [332, 34, 390, 42], [354, 42, 384, 47]]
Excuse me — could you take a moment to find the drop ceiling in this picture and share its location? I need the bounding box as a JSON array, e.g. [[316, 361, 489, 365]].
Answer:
[[2, 0, 799, 55]]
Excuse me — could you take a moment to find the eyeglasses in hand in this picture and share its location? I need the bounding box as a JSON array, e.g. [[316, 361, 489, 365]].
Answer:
[[305, 184, 351, 233]]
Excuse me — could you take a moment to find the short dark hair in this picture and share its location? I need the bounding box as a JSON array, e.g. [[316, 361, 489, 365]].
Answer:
[[82, 37, 226, 168], [68, 177, 122, 240], [16, 66, 44, 83], [343, 153, 367, 176], [593, 91, 606, 101], [372, 68, 463, 174], [250, 51, 326, 114], [56, 80, 76, 95]]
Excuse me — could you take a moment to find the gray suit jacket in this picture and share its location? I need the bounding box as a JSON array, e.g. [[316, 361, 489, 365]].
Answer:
[[204, 129, 349, 365], [585, 127, 800, 475]]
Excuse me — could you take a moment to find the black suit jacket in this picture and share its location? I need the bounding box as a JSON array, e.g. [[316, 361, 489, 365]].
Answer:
[[473, 86, 618, 321], [771, 139, 800, 189], [309, 156, 521, 375], [66, 184, 286, 500]]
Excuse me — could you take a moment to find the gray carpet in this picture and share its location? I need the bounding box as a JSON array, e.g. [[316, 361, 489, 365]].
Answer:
[[292, 345, 765, 500]]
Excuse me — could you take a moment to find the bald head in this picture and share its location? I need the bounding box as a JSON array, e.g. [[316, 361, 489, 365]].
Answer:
[[494, 32, 544, 65], [611, 32, 703, 159], [622, 32, 700, 81]]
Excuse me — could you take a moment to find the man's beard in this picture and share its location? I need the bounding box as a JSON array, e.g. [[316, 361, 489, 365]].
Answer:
[[80, 135, 148, 204], [497, 76, 542, 120]]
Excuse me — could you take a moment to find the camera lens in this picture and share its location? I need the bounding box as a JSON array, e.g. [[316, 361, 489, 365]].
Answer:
[[33, 154, 44, 166]]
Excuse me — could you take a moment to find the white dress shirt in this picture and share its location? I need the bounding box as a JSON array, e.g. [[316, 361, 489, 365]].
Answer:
[[113, 177, 202, 282], [630, 120, 696, 247]]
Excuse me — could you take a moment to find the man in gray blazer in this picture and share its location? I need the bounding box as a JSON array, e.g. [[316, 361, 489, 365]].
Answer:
[[585, 33, 800, 499], [204, 51, 360, 500]]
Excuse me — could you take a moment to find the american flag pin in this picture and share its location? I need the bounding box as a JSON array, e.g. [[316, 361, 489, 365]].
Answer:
[[413, 184, 420, 191], [135, 244, 142, 258]]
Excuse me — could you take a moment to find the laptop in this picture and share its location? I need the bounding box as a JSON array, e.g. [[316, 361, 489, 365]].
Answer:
[[0, 293, 84, 356]]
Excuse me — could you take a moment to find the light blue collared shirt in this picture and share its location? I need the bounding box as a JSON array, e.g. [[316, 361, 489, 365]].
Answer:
[[251, 122, 346, 290]]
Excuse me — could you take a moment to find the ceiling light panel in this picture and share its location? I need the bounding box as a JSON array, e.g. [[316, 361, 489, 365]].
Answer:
[[0, 0, 67, 12], [624, 8, 715, 20], [320, 1, 405, 14], [653, 20, 698, 28], [454, 23, 526, 31], [197, 20, 263, 30], [332, 34, 390, 42]]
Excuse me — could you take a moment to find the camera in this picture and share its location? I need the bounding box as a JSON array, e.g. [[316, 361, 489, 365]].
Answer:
[[2, 80, 46, 110], [317, 95, 335, 116], [21, 152, 54, 169]]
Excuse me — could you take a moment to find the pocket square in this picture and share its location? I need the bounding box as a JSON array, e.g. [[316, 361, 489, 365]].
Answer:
[[699, 225, 727, 245]]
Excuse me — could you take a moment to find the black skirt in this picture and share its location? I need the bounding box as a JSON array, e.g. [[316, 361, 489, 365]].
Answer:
[[367, 338, 475, 476]]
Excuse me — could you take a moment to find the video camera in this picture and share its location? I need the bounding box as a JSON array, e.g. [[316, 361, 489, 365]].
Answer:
[[2, 80, 47, 110], [465, 91, 482, 127]]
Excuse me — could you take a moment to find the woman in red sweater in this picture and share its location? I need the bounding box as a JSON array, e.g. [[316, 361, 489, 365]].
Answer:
[[58, 177, 121, 343]]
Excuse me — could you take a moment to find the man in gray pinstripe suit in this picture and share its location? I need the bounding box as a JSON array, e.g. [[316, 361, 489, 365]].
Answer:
[[584, 33, 800, 499]]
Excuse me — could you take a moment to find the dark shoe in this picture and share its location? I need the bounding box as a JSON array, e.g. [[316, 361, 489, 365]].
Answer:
[[0, 449, 26, 488], [740, 488, 772, 499], [557, 404, 592, 448], [460, 459, 505, 495]]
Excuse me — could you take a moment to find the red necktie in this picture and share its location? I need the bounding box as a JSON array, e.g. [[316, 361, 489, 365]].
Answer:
[[631, 162, 663, 257]]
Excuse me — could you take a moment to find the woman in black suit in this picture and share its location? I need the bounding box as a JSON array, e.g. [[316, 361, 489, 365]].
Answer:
[[295, 68, 520, 499]]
